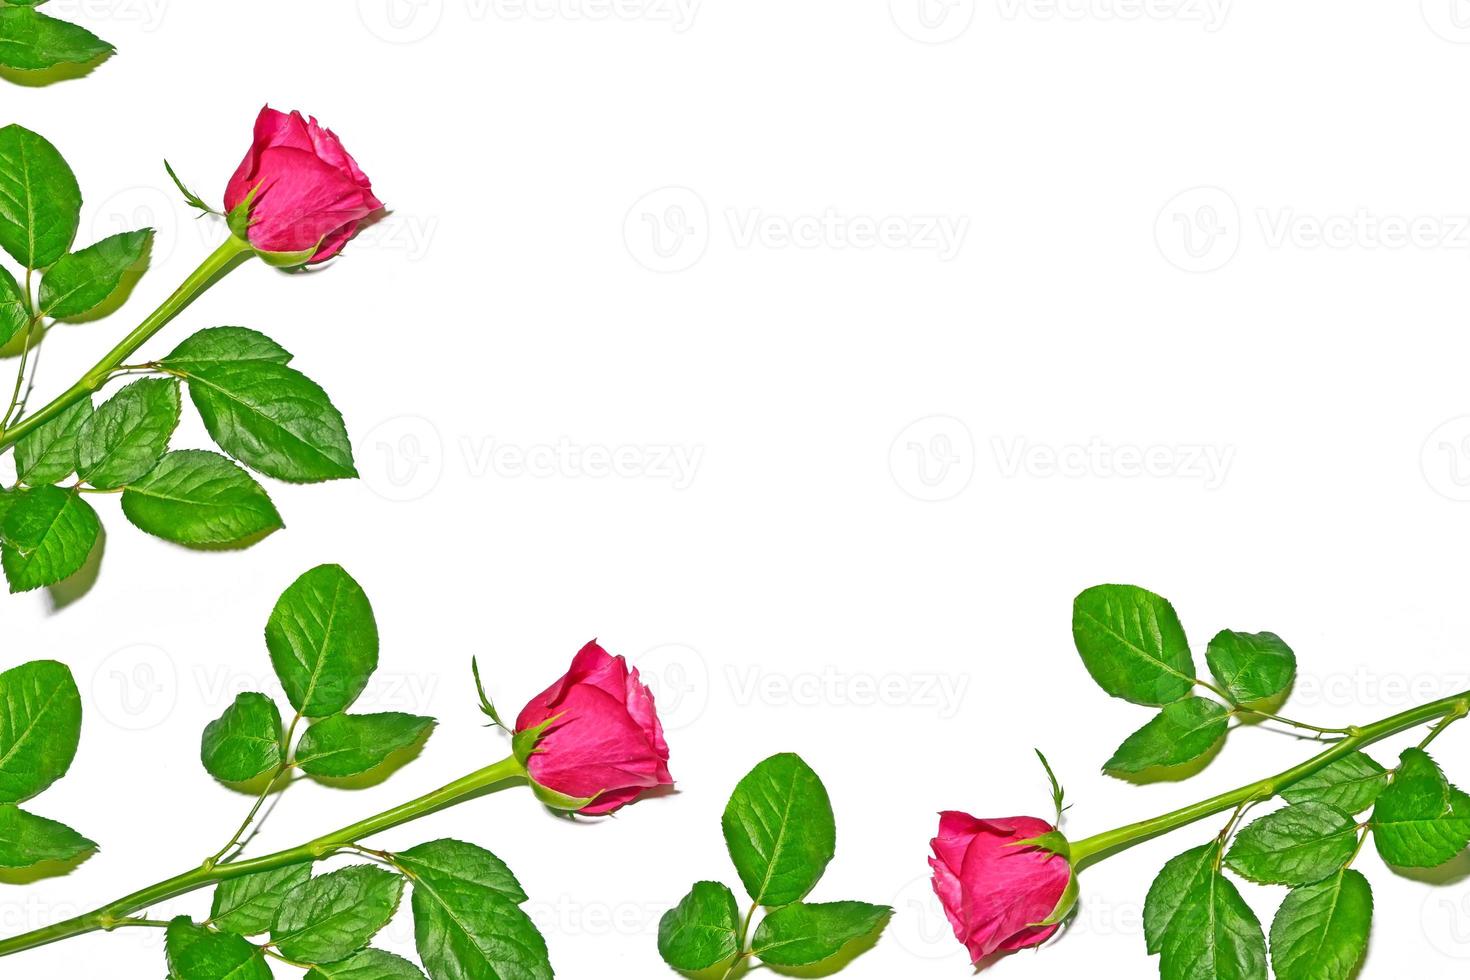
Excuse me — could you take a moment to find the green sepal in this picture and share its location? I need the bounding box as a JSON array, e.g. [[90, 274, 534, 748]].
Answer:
[[164, 160, 217, 215], [1034, 869, 1080, 928], [528, 779, 597, 813], [1036, 748, 1067, 824], [471, 657, 508, 731], [1009, 830, 1072, 861], [254, 243, 320, 269], [226, 184, 261, 241], [511, 715, 557, 767]]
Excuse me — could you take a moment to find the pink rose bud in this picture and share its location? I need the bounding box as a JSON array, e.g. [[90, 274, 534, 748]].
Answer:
[[515, 641, 673, 815], [929, 811, 1072, 963], [224, 106, 383, 264]]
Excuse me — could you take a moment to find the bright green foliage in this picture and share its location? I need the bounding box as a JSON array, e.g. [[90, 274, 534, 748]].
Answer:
[[751, 901, 891, 966], [1224, 802, 1358, 886], [1072, 584, 1195, 705], [1280, 752, 1388, 815], [75, 377, 180, 488], [0, 7, 112, 73], [1144, 843, 1219, 955], [1268, 869, 1372, 980], [200, 693, 282, 783], [1105, 697, 1229, 775], [661, 754, 884, 975], [0, 125, 80, 268], [657, 881, 741, 971], [175, 357, 356, 483], [0, 484, 97, 591], [266, 564, 379, 718], [0, 804, 94, 868], [13, 399, 91, 486], [121, 449, 281, 546], [1156, 860, 1266, 980], [1204, 630, 1296, 706], [210, 862, 313, 936], [0, 264, 26, 345], [162, 327, 293, 372], [39, 229, 151, 319], [305, 949, 428, 979], [406, 840, 552, 980], [272, 865, 405, 964], [296, 712, 435, 778], [1372, 748, 1470, 868], [165, 918, 271, 980], [723, 753, 836, 907]]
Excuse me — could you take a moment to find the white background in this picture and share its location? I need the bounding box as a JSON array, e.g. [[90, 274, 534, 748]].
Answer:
[[6, 0, 1470, 977]]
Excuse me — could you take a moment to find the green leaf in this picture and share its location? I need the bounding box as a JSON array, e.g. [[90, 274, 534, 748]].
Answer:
[[272, 865, 405, 964], [1157, 861, 1267, 980], [210, 862, 313, 936], [0, 7, 111, 73], [0, 264, 26, 346], [13, 398, 91, 486], [161, 326, 293, 372], [75, 377, 180, 489], [1, 485, 98, 592], [0, 124, 81, 269], [0, 660, 80, 804], [306, 949, 428, 979], [1372, 748, 1470, 868], [394, 840, 529, 907], [38, 229, 151, 319], [1268, 869, 1372, 980], [266, 564, 379, 718], [751, 901, 891, 967], [0, 804, 94, 868], [174, 358, 355, 483], [657, 881, 741, 971], [1104, 697, 1229, 776], [165, 917, 272, 980], [409, 869, 552, 980], [297, 712, 435, 779], [1205, 630, 1296, 706], [1225, 802, 1358, 886], [722, 752, 836, 907], [120, 449, 282, 547], [1280, 752, 1388, 815], [200, 692, 282, 783], [1072, 584, 1195, 706], [1144, 843, 1219, 955]]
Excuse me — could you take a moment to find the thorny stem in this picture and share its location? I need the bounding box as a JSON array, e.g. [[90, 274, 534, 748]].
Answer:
[[1071, 690, 1470, 869], [0, 235, 252, 453], [1194, 677, 1353, 737], [0, 755, 528, 960]]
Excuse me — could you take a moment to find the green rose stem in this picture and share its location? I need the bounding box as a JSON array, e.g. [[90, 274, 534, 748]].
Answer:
[[0, 234, 253, 453], [1070, 690, 1469, 869], [0, 754, 527, 959]]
